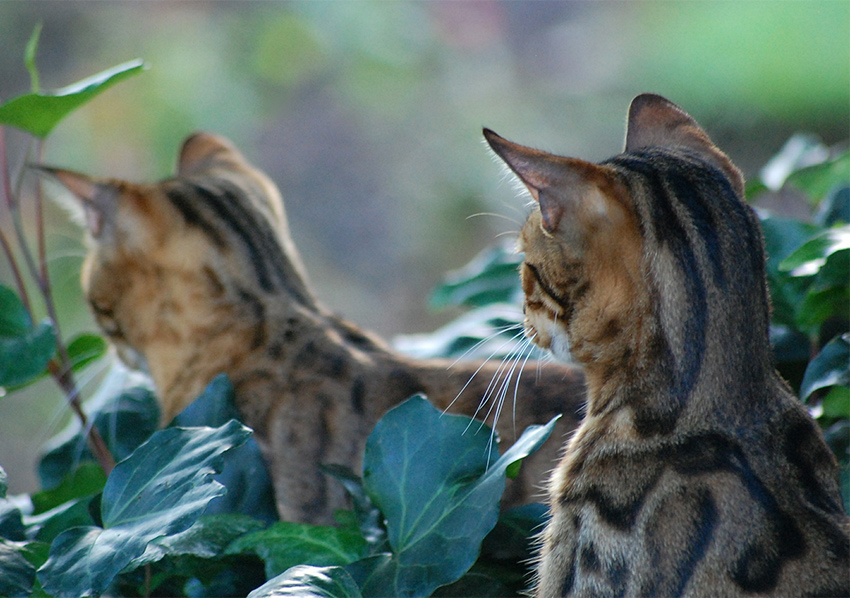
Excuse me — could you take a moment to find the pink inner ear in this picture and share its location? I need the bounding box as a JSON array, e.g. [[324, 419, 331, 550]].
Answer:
[[539, 195, 563, 232]]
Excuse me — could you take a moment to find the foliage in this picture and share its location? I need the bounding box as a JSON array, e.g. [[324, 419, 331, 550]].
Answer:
[[1, 28, 848, 599]]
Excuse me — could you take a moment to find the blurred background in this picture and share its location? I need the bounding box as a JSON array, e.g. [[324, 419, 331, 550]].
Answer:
[[1, 0, 848, 494]]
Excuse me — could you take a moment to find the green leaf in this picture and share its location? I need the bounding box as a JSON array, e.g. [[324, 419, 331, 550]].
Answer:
[[357, 395, 558, 597], [800, 334, 850, 403], [30, 462, 106, 515], [0, 465, 7, 498], [822, 386, 850, 419], [785, 151, 850, 204], [249, 564, 363, 598], [228, 521, 368, 579], [0, 59, 146, 138], [430, 241, 523, 309], [0, 539, 35, 597], [779, 226, 850, 276], [37, 420, 251, 597], [66, 333, 108, 374]]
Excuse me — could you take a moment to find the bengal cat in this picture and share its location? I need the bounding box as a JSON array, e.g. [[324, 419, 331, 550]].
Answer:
[[485, 93, 849, 597], [38, 133, 585, 525]]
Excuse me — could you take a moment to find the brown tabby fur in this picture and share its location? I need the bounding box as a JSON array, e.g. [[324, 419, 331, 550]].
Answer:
[[39, 133, 585, 524], [485, 93, 849, 597]]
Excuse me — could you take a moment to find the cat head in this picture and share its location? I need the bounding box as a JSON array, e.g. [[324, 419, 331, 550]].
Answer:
[[484, 94, 765, 380], [36, 132, 314, 371]]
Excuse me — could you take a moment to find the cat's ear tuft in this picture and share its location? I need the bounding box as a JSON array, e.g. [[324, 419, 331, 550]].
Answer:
[[32, 166, 116, 238], [178, 132, 239, 176], [625, 93, 744, 195]]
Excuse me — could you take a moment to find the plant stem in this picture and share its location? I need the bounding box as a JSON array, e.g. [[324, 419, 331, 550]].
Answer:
[[2, 126, 116, 476], [0, 127, 33, 313]]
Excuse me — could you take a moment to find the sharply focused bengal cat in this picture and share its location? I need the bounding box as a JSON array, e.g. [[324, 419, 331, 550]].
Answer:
[[39, 132, 585, 524], [485, 93, 849, 597]]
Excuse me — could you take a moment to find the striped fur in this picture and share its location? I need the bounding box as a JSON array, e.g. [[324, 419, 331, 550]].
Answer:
[[485, 94, 849, 596], [42, 133, 585, 524]]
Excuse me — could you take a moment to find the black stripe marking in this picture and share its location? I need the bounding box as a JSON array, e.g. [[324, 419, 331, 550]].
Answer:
[[165, 187, 227, 248], [525, 263, 574, 312]]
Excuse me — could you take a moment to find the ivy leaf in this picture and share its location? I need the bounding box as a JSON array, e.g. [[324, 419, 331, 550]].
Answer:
[[0, 59, 146, 138], [227, 521, 368, 579], [356, 395, 558, 597], [248, 564, 363, 598], [0, 284, 56, 389], [0, 539, 36, 598], [37, 420, 251, 597]]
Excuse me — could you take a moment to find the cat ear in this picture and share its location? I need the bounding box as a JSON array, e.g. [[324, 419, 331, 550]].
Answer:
[[625, 93, 744, 194], [32, 166, 117, 238], [178, 132, 238, 176], [483, 128, 610, 233]]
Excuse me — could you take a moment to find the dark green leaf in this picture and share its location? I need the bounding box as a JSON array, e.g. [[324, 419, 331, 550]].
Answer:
[[821, 386, 850, 420], [432, 570, 513, 597], [0, 318, 56, 389], [769, 324, 811, 365], [37, 420, 251, 597], [171, 374, 278, 523], [66, 333, 108, 374], [228, 521, 368, 579], [0, 465, 7, 498], [0, 59, 146, 138], [0, 500, 25, 541], [0, 539, 35, 597], [249, 564, 363, 598], [358, 395, 558, 597], [800, 334, 850, 402], [0, 284, 32, 336]]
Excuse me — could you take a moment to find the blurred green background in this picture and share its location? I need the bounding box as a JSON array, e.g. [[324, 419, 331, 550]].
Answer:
[[1, 0, 848, 494]]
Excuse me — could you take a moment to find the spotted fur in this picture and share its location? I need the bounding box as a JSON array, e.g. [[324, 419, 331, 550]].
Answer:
[[485, 93, 849, 596]]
